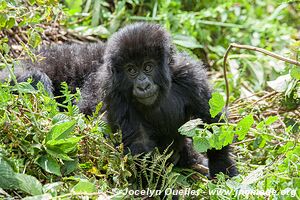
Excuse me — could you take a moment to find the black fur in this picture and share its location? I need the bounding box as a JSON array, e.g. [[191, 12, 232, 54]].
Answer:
[[2, 23, 237, 178]]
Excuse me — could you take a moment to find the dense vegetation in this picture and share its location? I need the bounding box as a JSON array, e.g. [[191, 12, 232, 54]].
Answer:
[[0, 0, 299, 199]]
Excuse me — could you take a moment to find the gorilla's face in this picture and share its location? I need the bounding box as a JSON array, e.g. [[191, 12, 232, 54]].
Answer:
[[125, 60, 159, 105], [104, 23, 172, 106]]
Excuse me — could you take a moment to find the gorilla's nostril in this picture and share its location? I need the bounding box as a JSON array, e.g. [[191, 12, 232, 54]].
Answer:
[[137, 83, 151, 91], [137, 86, 143, 91], [145, 83, 151, 90]]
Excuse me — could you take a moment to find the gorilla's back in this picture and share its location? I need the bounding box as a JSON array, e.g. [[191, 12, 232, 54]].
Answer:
[[30, 43, 105, 93]]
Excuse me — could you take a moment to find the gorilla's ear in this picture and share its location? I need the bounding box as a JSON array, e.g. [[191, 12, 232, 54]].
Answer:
[[168, 44, 176, 65]]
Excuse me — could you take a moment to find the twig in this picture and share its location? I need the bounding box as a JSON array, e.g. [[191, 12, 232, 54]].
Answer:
[[223, 43, 300, 108], [233, 138, 256, 145]]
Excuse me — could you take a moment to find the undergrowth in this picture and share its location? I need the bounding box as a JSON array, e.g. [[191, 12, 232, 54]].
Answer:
[[0, 0, 299, 199]]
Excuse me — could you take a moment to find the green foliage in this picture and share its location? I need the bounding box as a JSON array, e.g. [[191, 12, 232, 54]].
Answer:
[[0, 158, 43, 195], [0, 0, 299, 199], [209, 92, 225, 118]]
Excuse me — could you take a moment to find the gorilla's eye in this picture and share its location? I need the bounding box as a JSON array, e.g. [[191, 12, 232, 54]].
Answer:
[[143, 62, 154, 73], [126, 65, 137, 76]]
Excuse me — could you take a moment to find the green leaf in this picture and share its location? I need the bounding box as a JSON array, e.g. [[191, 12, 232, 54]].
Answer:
[[208, 126, 224, 149], [28, 0, 36, 5], [36, 155, 62, 176], [265, 116, 278, 125], [16, 173, 43, 195], [0, 158, 19, 189], [0, 1, 7, 10], [6, 17, 15, 29], [219, 126, 235, 146], [178, 118, 203, 137], [173, 34, 203, 49], [193, 136, 210, 153], [46, 137, 82, 153], [209, 92, 225, 118], [0, 14, 7, 28], [52, 113, 70, 124], [2, 43, 10, 54], [46, 120, 76, 142], [28, 32, 41, 48], [12, 82, 37, 93], [62, 159, 78, 175], [65, 0, 83, 15], [72, 179, 96, 193], [291, 66, 300, 80], [236, 114, 254, 140], [45, 148, 73, 161]]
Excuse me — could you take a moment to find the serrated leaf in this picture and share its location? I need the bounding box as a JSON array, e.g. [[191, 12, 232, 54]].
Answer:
[[209, 92, 225, 118], [46, 137, 81, 153], [193, 136, 210, 153], [46, 120, 76, 142], [16, 173, 43, 195], [0, 158, 19, 189], [236, 114, 254, 140], [178, 118, 203, 137], [36, 155, 61, 176], [52, 113, 70, 124], [72, 179, 96, 193]]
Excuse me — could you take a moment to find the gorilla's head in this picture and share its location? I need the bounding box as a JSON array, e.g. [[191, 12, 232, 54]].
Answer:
[[104, 23, 173, 106]]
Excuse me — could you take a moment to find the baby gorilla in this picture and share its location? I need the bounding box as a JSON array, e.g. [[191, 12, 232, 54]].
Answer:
[[3, 23, 238, 178]]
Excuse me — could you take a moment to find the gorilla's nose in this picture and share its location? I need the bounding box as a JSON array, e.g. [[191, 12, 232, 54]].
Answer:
[[137, 82, 151, 92]]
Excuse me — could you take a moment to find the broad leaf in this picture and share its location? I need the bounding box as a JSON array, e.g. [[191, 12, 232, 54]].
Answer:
[[16, 174, 43, 195], [173, 34, 203, 49], [265, 116, 278, 125], [46, 137, 82, 153], [209, 92, 225, 118], [236, 114, 254, 140], [178, 118, 203, 137], [193, 136, 210, 153], [72, 179, 96, 193], [12, 82, 37, 94], [0, 158, 19, 189], [45, 148, 73, 161], [291, 66, 300, 80], [46, 120, 76, 142], [36, 155, 62, 176]]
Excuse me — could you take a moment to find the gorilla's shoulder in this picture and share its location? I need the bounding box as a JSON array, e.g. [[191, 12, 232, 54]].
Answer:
[[171, 52, 208, 83]]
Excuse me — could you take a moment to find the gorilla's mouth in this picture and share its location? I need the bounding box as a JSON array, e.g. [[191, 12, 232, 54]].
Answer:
[[136, 92, 158, 105], [134, 86, 159, 106]]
